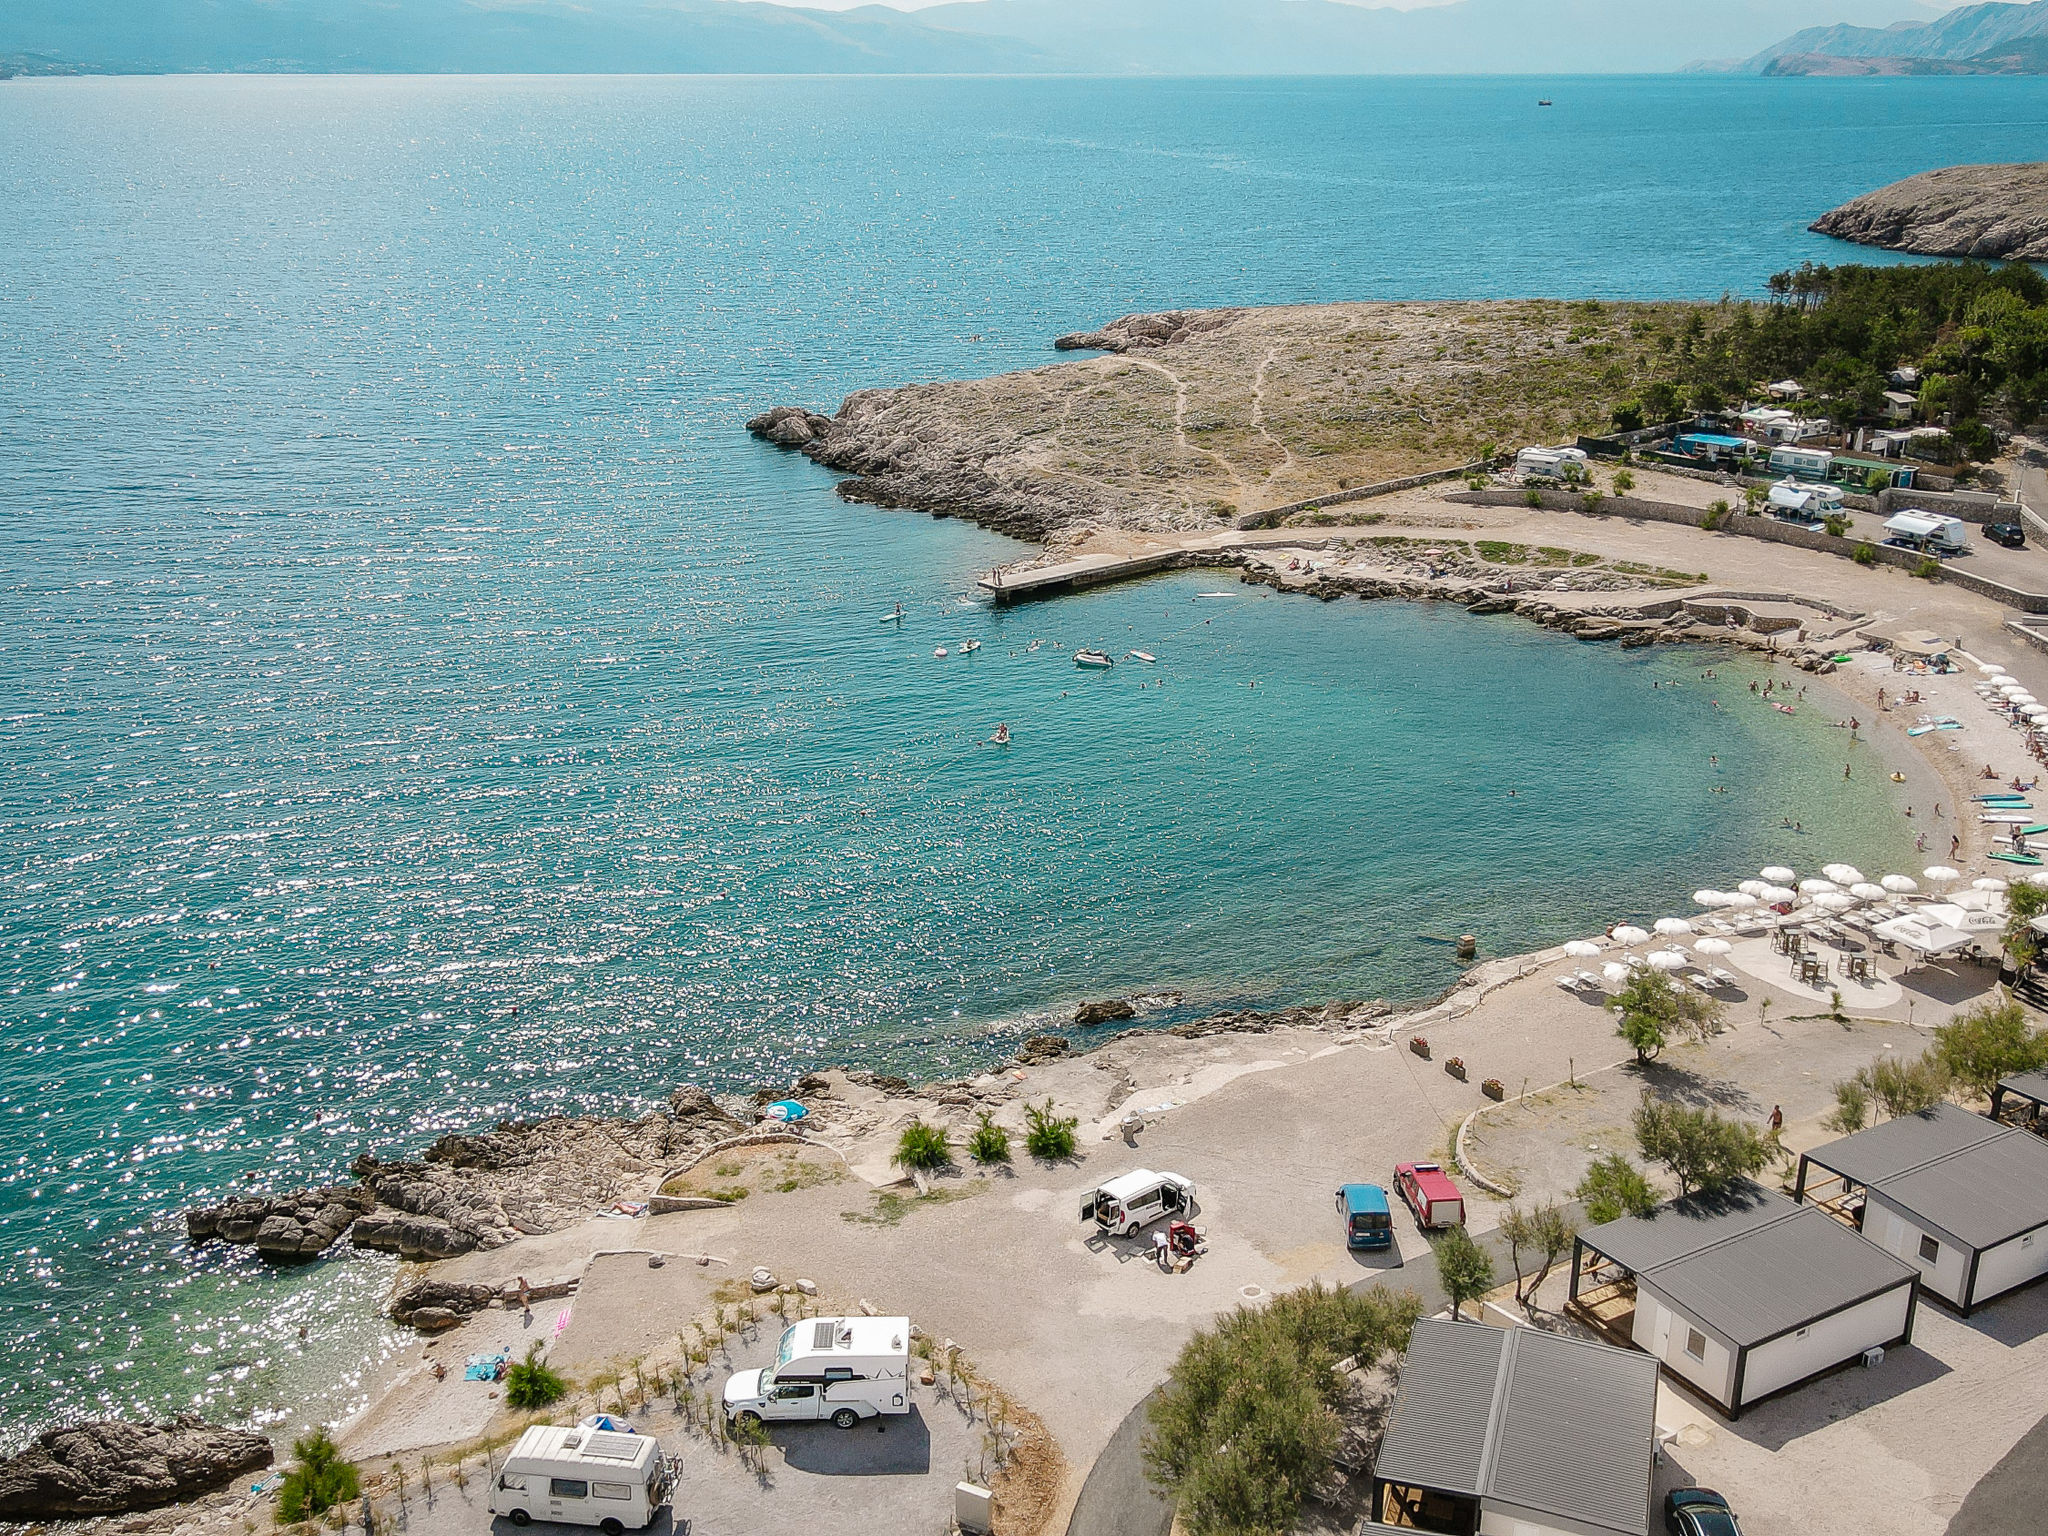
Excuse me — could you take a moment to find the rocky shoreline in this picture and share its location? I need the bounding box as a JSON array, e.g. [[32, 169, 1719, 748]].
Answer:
[[1811, 163, 2048, 261]]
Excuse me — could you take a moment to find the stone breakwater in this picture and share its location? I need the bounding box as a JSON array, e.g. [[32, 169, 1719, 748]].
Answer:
[[1811, 163, 2048, 261]]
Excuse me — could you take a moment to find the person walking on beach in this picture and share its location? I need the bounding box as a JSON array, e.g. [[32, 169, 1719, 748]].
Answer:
[[1768, 1105, 1783, 1136], [1952, 835, 1962, 860]]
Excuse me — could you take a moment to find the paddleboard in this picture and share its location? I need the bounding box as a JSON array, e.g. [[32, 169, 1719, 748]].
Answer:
[[1194, 593, 1235, 599], [1993, 852, 2045, 866], [1129, 650, 1156, 663], [880, 611, 905, 624], [1980, 814, 2033, 824]]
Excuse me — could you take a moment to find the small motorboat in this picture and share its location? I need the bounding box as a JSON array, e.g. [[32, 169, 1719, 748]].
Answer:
[[990, 723, 1011, 746], [1074, 649, 1114, 669], [1538, 98, 1553, 106], [934, 647, 948, 658], [1129, 650, 1156, 664], [959, 639, 981, 654]]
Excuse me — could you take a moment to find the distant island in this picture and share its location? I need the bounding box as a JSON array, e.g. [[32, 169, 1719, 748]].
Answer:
[[1713, 0, 2048, 75], [1812, 163, 2048, 260]]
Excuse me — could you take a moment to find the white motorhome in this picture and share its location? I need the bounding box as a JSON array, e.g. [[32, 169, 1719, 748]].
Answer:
[[722, 1315, 911, 1429], [1769, 444, 1834, 481], [1883, 510, 1967, 555], [1514, 446, 1588, 481], [488, 1425, 669, 1533], [1080, 1169, 1196, 1236], [1767, 478, 1843, 520]]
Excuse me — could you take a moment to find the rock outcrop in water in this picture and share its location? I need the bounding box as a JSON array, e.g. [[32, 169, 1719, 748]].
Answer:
[[0, 1418, 272, 1519], [183, 1085, 750, 1264], [1811, 164, 2048, 260], [1051, 309, 1243, 353]]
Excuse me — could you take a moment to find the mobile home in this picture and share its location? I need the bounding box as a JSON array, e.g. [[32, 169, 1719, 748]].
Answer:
[[1515, 446, 1589, 480], [1882, 511, 1966, 555], [489, 1425, 669, 1532], [1769, 445, 1833, 482], [723, 1314, 912, 1428]]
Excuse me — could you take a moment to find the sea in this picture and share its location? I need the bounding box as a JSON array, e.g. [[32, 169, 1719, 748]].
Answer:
[[3, 72, 2042, 1448]]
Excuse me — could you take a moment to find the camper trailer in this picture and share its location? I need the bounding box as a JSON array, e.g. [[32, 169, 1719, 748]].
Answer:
[[1882, 511, 1967, 556], [1514, 446, 1588, 481], [722, 1315, 911, 1429], [1769, 445, 1834, 482], [489, 1425, 669, 1533]]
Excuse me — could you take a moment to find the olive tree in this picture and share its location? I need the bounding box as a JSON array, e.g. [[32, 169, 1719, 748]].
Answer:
[[1608, 968, 1723, 1064], [1633, 1097, 1772, 1197]]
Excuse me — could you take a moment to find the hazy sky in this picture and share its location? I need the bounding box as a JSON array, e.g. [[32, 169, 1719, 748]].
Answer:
[[777, 0, 1461, 9]]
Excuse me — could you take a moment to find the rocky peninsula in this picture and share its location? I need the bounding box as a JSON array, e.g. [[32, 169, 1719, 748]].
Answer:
[[1811, 163, 2048, 260], [748, 300, 1701, 544]]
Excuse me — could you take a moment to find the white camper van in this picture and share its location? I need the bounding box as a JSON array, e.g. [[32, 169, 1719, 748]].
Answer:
[[722, 1315, 911, 1429], [489, 1425, 669, 1533], [1080, 1169, 1196, 1237], [1515, 446, 1588, 481], [1882, 510, 1967, 555]]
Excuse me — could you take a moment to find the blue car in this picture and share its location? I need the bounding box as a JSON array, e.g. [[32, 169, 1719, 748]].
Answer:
[[1335, 1183, 1393, 1250]]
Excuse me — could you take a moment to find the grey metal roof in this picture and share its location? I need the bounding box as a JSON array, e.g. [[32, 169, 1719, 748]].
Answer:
[[1997, 1068, 2048, 1109], [1373, 1318, 1504, 1498], [1374, 1319, 1655, 1536], [1803, 1103, 2008, 1188], [1582, 1182, 1918, 1347]]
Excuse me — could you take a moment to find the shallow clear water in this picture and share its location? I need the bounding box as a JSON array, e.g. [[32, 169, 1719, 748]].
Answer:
[[2, 72, 2030, 1444]]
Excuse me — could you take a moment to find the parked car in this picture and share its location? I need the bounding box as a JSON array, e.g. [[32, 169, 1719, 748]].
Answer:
[[1665, 1487, 1743, 1536], [1393, 1162, 1466, 1229], [1334, 1182, 1394, 1250], [1986, 521, 2027, 548]]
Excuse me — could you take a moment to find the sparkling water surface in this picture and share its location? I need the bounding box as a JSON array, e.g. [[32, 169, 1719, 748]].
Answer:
[[5, 72, 2040, 1445]]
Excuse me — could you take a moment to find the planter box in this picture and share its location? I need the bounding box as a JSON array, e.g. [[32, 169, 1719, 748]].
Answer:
[[1409, 1037, 1431, 1060], [1445, 1059, 1467, 1082], [1481, 1080, 1506, 1102]]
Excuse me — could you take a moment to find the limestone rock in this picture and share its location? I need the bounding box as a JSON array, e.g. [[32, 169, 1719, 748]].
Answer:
[[350, 1209, 479, 1261], [0, 1417, 272, 1520], [1073, 998, 1136, 1027], [183, 1185, 373, 1261], [1014, 1034, 1071, 1065], [746, 405, 837, 447], [1812, 164, 2048, 261], [388, 1279, 497, 1329], [750, 1267, 778, 1294]]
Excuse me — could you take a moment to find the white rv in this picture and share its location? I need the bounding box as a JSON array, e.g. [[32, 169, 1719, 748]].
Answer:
[[1515, 446, 1589, 481], [1768, 444, 1833, 481], [1882, 510, 1967, 555], [1080, 1169, 1196, 1236], [1766, 479, 1843, 520], [722, 1315, 911, 1429], [488, 1425, 669, 1533]]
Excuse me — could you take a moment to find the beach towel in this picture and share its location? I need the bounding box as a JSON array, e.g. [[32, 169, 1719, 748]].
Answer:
[[553, 1305, 573, 1339]]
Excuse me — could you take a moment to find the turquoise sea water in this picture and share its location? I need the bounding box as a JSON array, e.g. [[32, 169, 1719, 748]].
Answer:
[[3, 73, 2040, 1445]]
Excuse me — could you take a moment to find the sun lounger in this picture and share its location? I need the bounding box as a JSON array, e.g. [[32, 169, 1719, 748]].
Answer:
[[1686, 971, 1720, 994], [1711, 966, 1739, 987]]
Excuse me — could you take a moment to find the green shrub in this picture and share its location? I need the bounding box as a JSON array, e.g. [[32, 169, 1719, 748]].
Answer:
[[1933, 998, 2048, 1099], [1575, 1152, 1658, 1224], [967, 1111, 1012, 1165], [893, 1118, 952, 1172], [1023, 1098, 1078, 1160], [505, 1341, 568, 1410], [1612, 469, 1635, 493], [1580, 488, 1605, 509], [1143, 1283, 1421, 1536], [1524, 488, 1544, 508], [1822, 512, 1849, 537], [1853, 541, 1878, 566], [1913, 555, 1943, 580], [274, 1429, 360, 1525], [1866, 467, 1891, 495]]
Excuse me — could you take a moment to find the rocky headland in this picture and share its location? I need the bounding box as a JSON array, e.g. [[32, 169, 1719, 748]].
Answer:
[[1811, 163, 2048, 260], [0, 1419, 271, 1521], [748, 300, 1703, 544]]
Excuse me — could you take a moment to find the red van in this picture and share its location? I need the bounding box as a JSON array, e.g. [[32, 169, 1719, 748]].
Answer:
[[1394, 1162, 1466, 1229]]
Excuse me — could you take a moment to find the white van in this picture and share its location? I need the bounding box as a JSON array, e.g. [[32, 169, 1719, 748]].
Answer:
[[489, 1425, 668, 1533], [1080, 1169, 1196, 1236], [722, 1315, 911, 1429], [1883, 510, 1967, 555]]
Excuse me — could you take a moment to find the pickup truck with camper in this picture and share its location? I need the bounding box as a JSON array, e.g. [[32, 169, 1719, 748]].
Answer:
[[1394, 1161, 1466, 1229], [489, 1424, 669, 1533], [723, 1314, 911, 1430], [1080, 1169, 1196, 1237]]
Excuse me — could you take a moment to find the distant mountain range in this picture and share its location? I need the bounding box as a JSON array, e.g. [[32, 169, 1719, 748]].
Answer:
[[0, 0, 1947, 78], [1717, 0, 2048, 74]]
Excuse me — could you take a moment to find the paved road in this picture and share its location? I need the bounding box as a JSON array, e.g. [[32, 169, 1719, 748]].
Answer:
[[1063, 1213, 1556, 1536]]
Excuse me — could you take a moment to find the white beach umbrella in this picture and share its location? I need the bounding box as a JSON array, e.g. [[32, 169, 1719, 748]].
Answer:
[[1849, 882, 1888, 902], [1798, 877, 1840, 895], [1925, 865, 1963, 884], [1654, 917, 1695, 936], [1737, 879, 1769, 897], [1760, 865, 1796, 883], [1693, 890, 1728, 908], [1881, 874, 1919, 893], [2026, 705, 2048, 719], [1646, 949, 1687, 970], [1612, 924, 1650, 947], [1991, 672, 2017, 684], [1694, 936, 1733, 957], [1760, 884, 1798, 904], [1723, 893, 1760, 909], [1974, 877, 2010, 892], [1822, 863, 1865, 885], [2014, 693, 2039, 707], [1812, 891, 1857, 912], [1602, 962, 1633, 985], [1564, 939, 1602, 958]]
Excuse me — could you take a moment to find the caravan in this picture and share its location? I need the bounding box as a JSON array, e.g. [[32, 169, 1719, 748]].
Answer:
[[722, 1315, 911, 1429], [1882, 511, 1967, 556], [488, 1425, 669, 1533], [1769, 445, 1834, 482], [1514, 446, 1589, 481], [1766, 479, 1843, 522]]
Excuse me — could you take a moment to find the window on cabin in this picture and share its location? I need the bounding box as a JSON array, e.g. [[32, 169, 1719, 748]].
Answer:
[[1919, 1234, 1940, 1264], [1684, 1328, 1707, 1360]]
